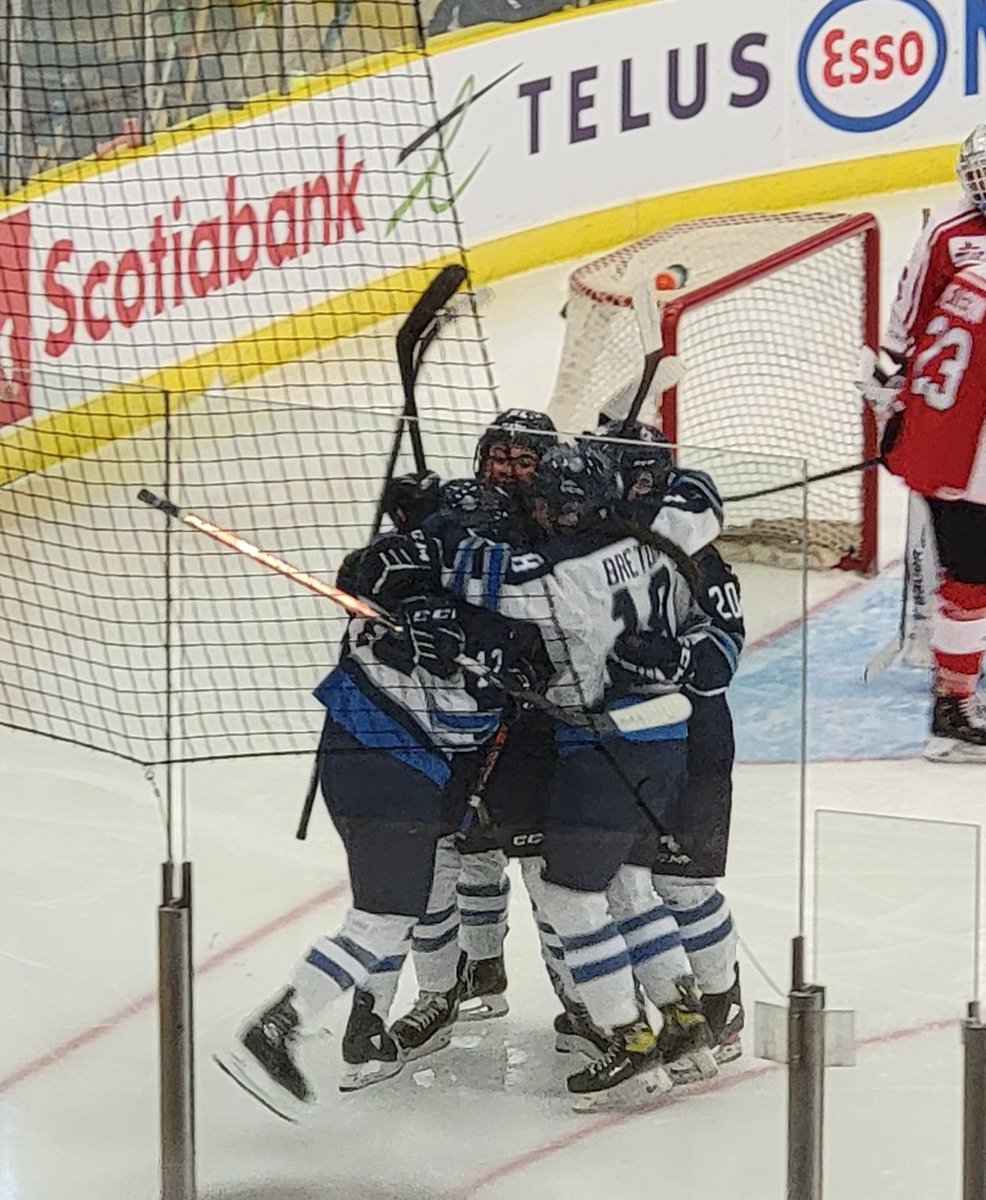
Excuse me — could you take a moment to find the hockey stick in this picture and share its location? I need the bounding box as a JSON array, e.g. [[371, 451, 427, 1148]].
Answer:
[[369, 265, 468, 538], [617, 279, 686, 433], [723, 456, 883, 505], [137, 489, 692, 737]]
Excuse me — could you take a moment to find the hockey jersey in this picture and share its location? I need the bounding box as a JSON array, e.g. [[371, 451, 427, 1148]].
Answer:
[[314, 603, 550, 787], [887, 199, 986, 358], [434, 526, 693, 734], [884, 265, 986, 505]]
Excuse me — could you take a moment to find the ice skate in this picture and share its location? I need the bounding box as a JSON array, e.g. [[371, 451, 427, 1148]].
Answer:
[[553, 1000, 609, 1060], [659, 976, 719, 1085], [339, 988, 403, 1092], [390, 986, 460, 1060], [566, 1017, 673, 1111], [213, 988, 314, 1122], [925, 695, 986, 763], [699, 965, 745, 1066], [457, 953, 509, 1020]]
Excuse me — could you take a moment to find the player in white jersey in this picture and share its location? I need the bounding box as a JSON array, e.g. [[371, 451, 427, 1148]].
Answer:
[[427, 443, 704, 1104]]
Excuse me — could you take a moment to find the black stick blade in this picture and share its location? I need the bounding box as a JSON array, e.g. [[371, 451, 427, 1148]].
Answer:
[[137, 489, 179, 517]]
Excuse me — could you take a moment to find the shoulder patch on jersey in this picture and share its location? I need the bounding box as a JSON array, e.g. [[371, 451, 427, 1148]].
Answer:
[[949, 235, 986, 269]]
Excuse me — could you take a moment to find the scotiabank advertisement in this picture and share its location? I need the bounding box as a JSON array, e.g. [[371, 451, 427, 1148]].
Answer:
[[3, 0, 986, 427]]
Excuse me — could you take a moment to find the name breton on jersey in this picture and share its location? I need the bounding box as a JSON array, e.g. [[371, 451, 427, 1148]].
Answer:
[[602, 542, 661, 588]]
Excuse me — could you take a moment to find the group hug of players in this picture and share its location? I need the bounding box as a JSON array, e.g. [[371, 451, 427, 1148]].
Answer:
[[215, 406, 746, 1118], [214, 122, 986, 1121]]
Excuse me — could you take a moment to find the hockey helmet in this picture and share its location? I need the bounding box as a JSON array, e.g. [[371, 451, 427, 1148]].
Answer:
[[527, 442, 618, 533], [475, 408, 558, 488], [593, 416, 673, 504], [434, 477, 511, 538], [958, 125, 986, 214]]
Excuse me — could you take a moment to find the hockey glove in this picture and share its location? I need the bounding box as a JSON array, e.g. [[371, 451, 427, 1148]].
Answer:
[[356, 530, 438, 608], [376, 595, 466, 680], [855, 346, 905, 429], [610, 631, 692, 687]]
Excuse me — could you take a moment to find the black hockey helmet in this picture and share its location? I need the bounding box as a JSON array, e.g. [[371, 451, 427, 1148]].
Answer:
[[434, 477, 511, 538], [593, 416, 673, 506], [527, 442, 618, 534], [475, 408, 558, 487], [381, 469, 441, 533]]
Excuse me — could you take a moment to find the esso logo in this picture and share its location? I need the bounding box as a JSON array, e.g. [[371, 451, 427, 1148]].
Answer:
[[798, 0, 947, 132]]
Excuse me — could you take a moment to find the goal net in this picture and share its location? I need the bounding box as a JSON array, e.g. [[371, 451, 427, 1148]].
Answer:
[[548, 212, 881, 572]]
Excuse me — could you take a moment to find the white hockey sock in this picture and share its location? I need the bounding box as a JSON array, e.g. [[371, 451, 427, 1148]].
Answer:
[[364, 954, 405, 1020], [654, 876, 737, 995], [457, 849, 510, 961], [291, 909, 414, 1030], [411, 834, 461, 994], [608, 864, 691, 1007], [519, 859, 577, 1004], [525, 863, 638, 1032]]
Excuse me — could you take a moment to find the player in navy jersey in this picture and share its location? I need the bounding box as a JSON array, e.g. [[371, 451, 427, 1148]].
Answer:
[[213, 534, 550, 1119], [421, 443, 706, 1104]]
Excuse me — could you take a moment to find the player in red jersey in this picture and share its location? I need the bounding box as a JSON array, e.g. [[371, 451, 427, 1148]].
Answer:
[[859, 128, 986, 761], [883, 263, 986, 761]]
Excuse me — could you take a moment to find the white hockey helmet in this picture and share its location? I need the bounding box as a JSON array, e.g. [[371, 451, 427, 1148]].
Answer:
[[957, 125, 986, 214]]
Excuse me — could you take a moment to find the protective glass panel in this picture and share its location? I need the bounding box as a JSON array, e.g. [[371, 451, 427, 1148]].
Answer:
[[1, 377, 811, 1198], [814, 809, 981, 1200]]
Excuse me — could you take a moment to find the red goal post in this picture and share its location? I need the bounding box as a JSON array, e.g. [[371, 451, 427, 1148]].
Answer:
[[548, 212, 881, 573]]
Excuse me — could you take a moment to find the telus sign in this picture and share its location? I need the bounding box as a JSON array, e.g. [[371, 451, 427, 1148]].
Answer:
[[799, 0, 986, 133], [515, 32, 771, 155]]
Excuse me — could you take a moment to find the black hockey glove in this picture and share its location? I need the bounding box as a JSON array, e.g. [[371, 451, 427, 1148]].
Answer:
[[356, 530, 438, 608], [376, 596, 466, 680], [611, 631, 692, 687]]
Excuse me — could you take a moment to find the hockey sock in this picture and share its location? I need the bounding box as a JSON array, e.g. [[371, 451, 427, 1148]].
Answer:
[[411, 835, 462, 994], [524, 864, 639, 1032], [520, 859, 578, 1004], [931, 578, 986, 698], [607, 865, 691, 1007], [456, 849, 510, 962], [654, 877, 737, 995], [291, 909, 414, 1030]]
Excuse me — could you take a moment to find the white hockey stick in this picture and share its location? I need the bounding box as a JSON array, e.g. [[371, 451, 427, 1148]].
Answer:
[[137, 489, 691, 735]]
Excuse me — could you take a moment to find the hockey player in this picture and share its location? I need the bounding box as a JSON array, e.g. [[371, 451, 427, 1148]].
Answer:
[[885, 128, 986, 365], [424, 443, 705, 1105], [213, 539, 550, 1118], [856, 129, 986, 756], [882, 261, 986, 761]]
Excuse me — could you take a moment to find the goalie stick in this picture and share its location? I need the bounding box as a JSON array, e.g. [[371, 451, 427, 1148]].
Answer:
[[137, 488, 693, 740]]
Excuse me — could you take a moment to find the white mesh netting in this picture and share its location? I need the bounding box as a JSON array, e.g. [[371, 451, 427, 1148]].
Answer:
[[548, 212, 879, 571]]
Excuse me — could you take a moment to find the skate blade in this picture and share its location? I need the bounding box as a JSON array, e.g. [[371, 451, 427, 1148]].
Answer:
[[457, 995, 509, 1022], [338, 1057, 404, 1093], [924, 736, 986, 764], [713, 1039, 743, 1066], [570, 1065, 673, 1113], [667, 1046, 719, 1085], [213, 1048, 310, 1123], [555, 1032, 605, 1061]]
